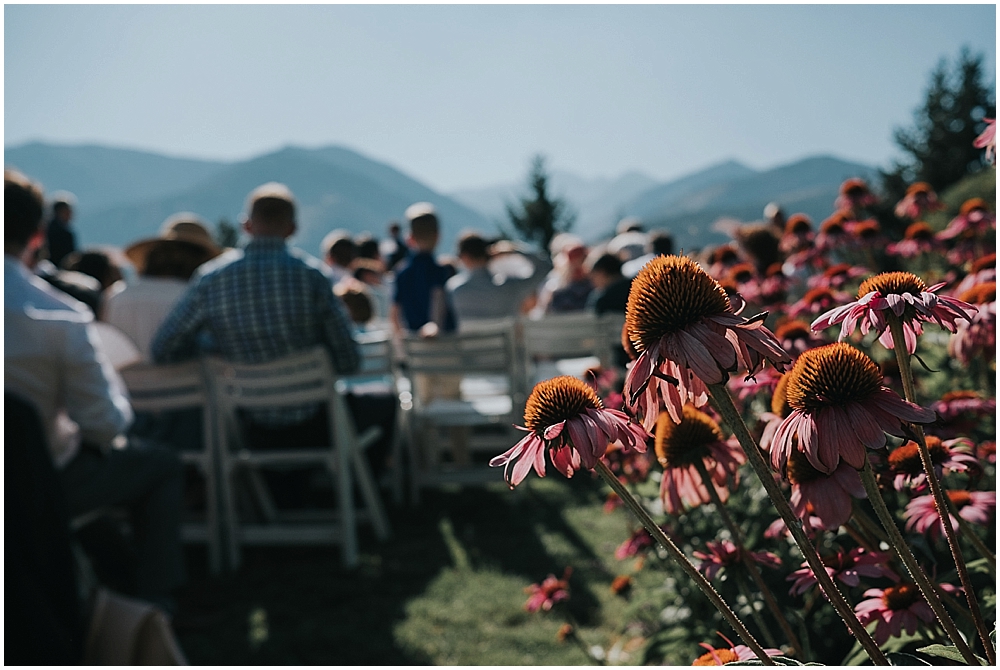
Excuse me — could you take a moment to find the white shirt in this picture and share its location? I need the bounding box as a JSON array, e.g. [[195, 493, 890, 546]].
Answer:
[[104, 276, 190, 361], [5, 256, 133, 467]]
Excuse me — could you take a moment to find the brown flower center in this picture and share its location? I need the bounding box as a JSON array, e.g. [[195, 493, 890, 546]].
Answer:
[[775, 319, 811, 342], [693, 649, 740, 666], [841, 179, 869, 197], [802, 287, 836, 307], [785, 447, 826, 485], [857, 271, 927, 299], [941, 390, 979, 403], [904, 222, 934, 241], [785, 343, 883, 412], [728, 263, 756, 284], [771, 373, 790, 416], [854, 220, 880, 239], [960, 198, 987, 216], [958, 282, 995, 305], [947, 490, 971, 508], [823, 263, 852, 279], [625, 255, 731, 353], [971, 253, 996, 273], [882, 584, 921, 611], [654, 405, 724, 469], [786, 214, 812, 235], [888, 437, 948, 475], [523, 376, 602, 433], [906, 182, 932, 196]]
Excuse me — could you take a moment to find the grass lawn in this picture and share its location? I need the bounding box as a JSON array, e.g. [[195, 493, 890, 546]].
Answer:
[[175, 476, 666, 665]]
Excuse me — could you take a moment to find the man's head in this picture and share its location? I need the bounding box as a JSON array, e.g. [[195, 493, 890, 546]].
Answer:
[[50, 191, 76, 224], [5, 169, 46, 256], [457, 231, 490, 269], [648, 231, 674, 257], [406, 202, 440, 253], [243, 182, 296, 238], [588, 252, 623, 289], [321, 230, 356, 269]]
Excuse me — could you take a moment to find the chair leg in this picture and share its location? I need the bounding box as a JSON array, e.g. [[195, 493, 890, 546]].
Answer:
[[332, 420, 359, 568], [351, 429, 391, 541], [220, 462, 242, 571], [246, 468, 279, 522]]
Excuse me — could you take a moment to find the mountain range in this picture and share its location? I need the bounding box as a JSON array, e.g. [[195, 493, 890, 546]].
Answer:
[[5, 141, 878, 257]]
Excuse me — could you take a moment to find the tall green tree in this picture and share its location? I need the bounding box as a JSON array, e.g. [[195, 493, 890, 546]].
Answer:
[[505, 155, 575, 255], [882, 48, 995, 201]]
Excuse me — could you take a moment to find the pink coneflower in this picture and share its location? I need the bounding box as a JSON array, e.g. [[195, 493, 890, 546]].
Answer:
[[888, 436, 979, 492], [937, 198, 996, 242], [655, 406, 746, 515], [977, 441, 996, 465], [785, 450, 867, 529], [781, 214, 814, 254], [610, 575, 633, 596], [707, 244, 742, 279], [603, 440, 654, 486], [769, 343, 936, 475], [524, 567, 572, 612], [693, 539, 781, 581], [622, 255, 791, 430], [854, 584, 936, 645], [788, 286, 852, 319], [788, 547, 899, 596], [757, 372, 791, 452], [904, 489, 996, 540], [894, 182, 944, 220], [811, 272, 977, 354], [727, 262, 757, 286], [764, 514, 825, 540], [835, 178, 878, 213], [807, 263, 869, 290], [816, 212, 853, 252], [728, 364, 782, 403], [491, 376, 648, 488], [848, 219, 883, 248], [974, 117, 996, 164], [886, 222, 940, 258], [952, 253, 995, 297], [692, 635, 782, 665], [615, 527, 654, 559], [948, 282, 996, 366], [930, 390, 996, 440], [774, 319, 827, 357]]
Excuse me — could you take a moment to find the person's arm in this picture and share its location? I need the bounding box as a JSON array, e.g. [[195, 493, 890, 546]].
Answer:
[[150, 282, 206, 364], [62, 321, 133, 446], [317, 274, 361, 375]]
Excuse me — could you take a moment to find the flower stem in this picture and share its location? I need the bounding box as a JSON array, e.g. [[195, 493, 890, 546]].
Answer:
[[593, 459, 775, 665], [858, 459, 979, 665], [693, 458, 804, 658], [707, 382, 889, 665], [886, 312, 996, 664]]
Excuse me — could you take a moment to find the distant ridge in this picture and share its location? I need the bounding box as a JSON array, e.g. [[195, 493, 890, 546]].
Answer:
[[4, 142, 492, 257]]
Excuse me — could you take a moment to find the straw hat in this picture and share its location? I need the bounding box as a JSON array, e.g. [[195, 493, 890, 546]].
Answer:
[[124, 213, 222, 271]]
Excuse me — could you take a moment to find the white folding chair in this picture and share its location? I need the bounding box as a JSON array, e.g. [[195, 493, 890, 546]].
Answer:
[[206, 347, 390, 570], [522, 312, 607, 387], [401, 327, 524, 504], [119, 361, 222, 574], [339, 330, 406, 505]]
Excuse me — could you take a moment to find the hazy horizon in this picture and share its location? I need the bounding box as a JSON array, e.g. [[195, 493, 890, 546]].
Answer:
[[5, 4, 996, 192]]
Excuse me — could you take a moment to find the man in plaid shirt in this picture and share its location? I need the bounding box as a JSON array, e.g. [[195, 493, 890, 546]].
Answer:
[[152, 183, 360, 440]]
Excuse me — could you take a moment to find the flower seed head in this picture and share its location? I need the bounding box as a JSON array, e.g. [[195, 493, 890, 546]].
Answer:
[[625, 255, 730, 353], [888, 437, 947, 475], [785, 446, 826, 485], [785, 343, 882, 412], [881, 584, 921, 611], [693, 649, 739, 666], [958, 281, 995, 305], [771, 373, 791, 416], [903, 221, 934, 241], [947, 490, 971, 508], [654, 405, 724, 468], [858, 271, 927, 299], [523, 376, 602, 432]]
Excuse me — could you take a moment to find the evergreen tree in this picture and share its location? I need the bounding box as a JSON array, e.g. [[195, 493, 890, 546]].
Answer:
[[882, 49, 995, 201], [505, 155, 575, 255], [215, 218, 239, 248]]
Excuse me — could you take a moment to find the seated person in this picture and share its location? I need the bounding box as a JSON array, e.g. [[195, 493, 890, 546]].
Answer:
[[5, 169, 184, 613], [446, 232, 552, 322], [586, 252, 632, 316]]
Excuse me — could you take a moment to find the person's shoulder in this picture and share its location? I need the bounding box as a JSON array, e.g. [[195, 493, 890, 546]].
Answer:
[[287, 246, 337, 283], [196, 247, 244, 281], [6, 265, 93, 324]]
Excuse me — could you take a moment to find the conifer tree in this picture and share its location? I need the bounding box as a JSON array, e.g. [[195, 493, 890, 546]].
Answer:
[[505, 155, 575, 255]]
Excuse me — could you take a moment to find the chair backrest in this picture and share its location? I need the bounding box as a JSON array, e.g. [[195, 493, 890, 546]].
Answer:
[[353, 330, 394, 377], [120, 361, 207, 412], [523, 312, 603, 360], [402, 329, 515, 376], [206, 347, 336, 412]]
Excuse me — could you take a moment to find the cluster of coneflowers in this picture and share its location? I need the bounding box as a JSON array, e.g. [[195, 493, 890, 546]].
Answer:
[[497, 125, 996, 666]]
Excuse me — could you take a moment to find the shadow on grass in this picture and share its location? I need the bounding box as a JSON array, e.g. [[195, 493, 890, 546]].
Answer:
[[175, 477, 614, 664]]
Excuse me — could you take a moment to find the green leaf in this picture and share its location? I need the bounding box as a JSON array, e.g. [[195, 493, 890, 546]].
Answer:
[[724, 656, 805, 666], [915, 644, 987, 665], [887, 652, 931, 666]]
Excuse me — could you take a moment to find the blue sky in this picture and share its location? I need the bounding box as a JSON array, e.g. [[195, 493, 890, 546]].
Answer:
[[4, 4, 996, 192]]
